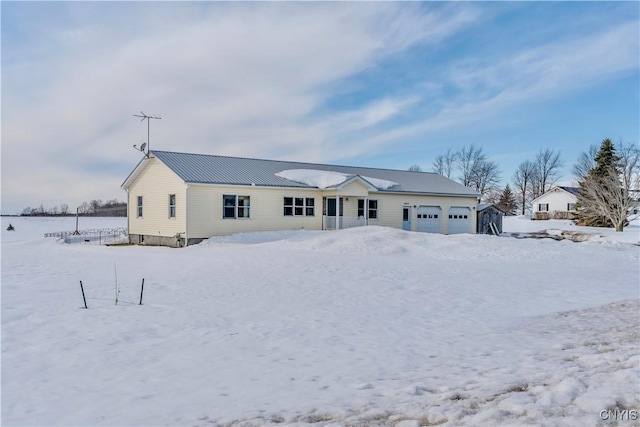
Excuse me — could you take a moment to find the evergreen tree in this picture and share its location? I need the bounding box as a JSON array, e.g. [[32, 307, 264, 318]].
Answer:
[[592, 138, 619, 178], [497, 184, 517, 215], [575, 139, 620, 227]]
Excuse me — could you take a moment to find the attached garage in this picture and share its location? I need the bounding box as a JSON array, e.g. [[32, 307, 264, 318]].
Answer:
[[448, 207, 473, 234], [417, 206, 441, 233]]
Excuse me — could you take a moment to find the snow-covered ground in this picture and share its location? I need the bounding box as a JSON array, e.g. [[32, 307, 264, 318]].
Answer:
[[2, 216, 639, 426]]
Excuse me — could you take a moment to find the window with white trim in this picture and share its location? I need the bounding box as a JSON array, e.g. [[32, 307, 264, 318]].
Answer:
[[368, 200, 378, 219], [169, 194, 176, 218], [567, 203, 576, 211], [358, 199, 378, 219], [305, 198, 315, 216], [137, 196, 143, 218], [538, 203, 549, 212], [283, 197, 314, 216], [223, 195, 250, 219]]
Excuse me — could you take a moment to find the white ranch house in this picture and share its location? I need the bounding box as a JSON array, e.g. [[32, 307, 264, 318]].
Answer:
[[122, 150, 480, 247], [531, 186, 580, 220]]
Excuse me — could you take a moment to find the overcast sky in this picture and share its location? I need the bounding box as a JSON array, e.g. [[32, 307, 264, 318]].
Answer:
[[2, 2, 638, 215]]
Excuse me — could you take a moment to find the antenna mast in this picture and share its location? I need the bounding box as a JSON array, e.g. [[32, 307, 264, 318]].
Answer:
[[133, 111, 161, 157]]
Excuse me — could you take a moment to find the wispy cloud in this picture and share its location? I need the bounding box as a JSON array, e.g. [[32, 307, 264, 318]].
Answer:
[[346, 19, 639, 156], [1, 2, 637, 214], [2, 2, 476, 212]]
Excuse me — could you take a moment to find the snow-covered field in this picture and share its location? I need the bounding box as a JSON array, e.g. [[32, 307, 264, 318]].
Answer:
[[2, 216, 639, 426]]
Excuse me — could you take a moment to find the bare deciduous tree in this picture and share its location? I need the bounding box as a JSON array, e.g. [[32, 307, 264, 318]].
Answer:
[[531, 148, 564, 199], [512, 160, 536, 215], [457, 145, 485, 188], [472, 159, 501, 197], [408, 164, 423, 172], [432, 149, 457, 178], [432, 145, 500, 199], [571, 144, 599, 178]]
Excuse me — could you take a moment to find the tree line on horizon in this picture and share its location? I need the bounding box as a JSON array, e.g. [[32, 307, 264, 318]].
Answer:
[[20, 199, 127, 217], [411, 139, 640, 230], [408, 144, 564, 215]]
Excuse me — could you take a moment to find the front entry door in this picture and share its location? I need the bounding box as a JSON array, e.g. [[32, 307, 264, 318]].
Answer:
[[327, 198, 336, 217], [323, 197, 344, 229], [403, 206, 411, 231]]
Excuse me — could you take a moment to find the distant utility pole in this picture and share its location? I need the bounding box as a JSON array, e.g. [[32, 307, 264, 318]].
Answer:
[[133, 111, 161, 157]]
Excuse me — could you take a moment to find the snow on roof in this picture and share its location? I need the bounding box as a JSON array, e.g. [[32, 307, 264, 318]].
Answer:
[[275, 169, 398, 190]]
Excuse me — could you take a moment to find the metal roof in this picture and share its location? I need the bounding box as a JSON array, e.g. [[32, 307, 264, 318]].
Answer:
[[137, 150, 480, 197], [558, 186, 580, 196]]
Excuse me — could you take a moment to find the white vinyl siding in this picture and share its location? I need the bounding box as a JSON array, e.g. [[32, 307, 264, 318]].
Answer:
[[532, 187, 578, 214], [188, 185, 321, 237], [126, 157, 187, 238], [186, 185, 477, 238]]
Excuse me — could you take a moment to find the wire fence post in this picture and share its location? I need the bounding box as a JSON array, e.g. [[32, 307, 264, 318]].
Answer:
[[139, 278, 145, 305], [79, 280, 88, 309]]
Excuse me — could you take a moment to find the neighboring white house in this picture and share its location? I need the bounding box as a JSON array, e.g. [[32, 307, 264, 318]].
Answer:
[[531, 186, 580, 220], [121, 150, 481, 247]]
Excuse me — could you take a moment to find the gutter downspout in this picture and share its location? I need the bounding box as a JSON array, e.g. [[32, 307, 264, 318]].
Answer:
[[126, 189, 131, 243], [185, 184, 190, 247], [336, 192, 340, 230]]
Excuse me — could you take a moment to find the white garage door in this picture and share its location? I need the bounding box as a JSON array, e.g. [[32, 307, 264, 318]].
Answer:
[[448, 207, 472, 234], [417, 206, 441, 233]]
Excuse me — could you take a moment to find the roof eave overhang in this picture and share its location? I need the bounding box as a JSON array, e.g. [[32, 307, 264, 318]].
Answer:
[[121, 155, 152, 190], [377, 190, 480, 198], [174, 181, 480, 198]]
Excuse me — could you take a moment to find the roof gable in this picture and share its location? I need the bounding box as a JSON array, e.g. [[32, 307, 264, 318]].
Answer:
[[125, 150, 480, 197], [532, 185, 580, 203], [331, 175, 379, 192]]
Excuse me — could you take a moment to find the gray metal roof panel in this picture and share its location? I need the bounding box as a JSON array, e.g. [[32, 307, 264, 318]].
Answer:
[[558, 186, 580, 196], [151, 150, 480, 197]]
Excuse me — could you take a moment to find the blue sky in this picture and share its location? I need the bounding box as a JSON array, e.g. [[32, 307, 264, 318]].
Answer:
[[2, 1, 638, 214]]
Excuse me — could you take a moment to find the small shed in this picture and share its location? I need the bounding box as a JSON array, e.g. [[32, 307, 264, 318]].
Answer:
[[477, 204, 505, 235]]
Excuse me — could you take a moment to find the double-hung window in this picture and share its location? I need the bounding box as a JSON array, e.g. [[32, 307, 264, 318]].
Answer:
[[169, 194, 176, 218], [223, 195, 250, 219], [538, 203, 549, 212], [567, 203, 576, 211], [137, 196, 143, 218], [358, 199, 378, 219], [283, 197, 315, 216]]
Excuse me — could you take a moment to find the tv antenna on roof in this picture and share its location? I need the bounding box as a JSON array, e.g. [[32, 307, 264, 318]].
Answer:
[[133, 111, 161, 157]]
